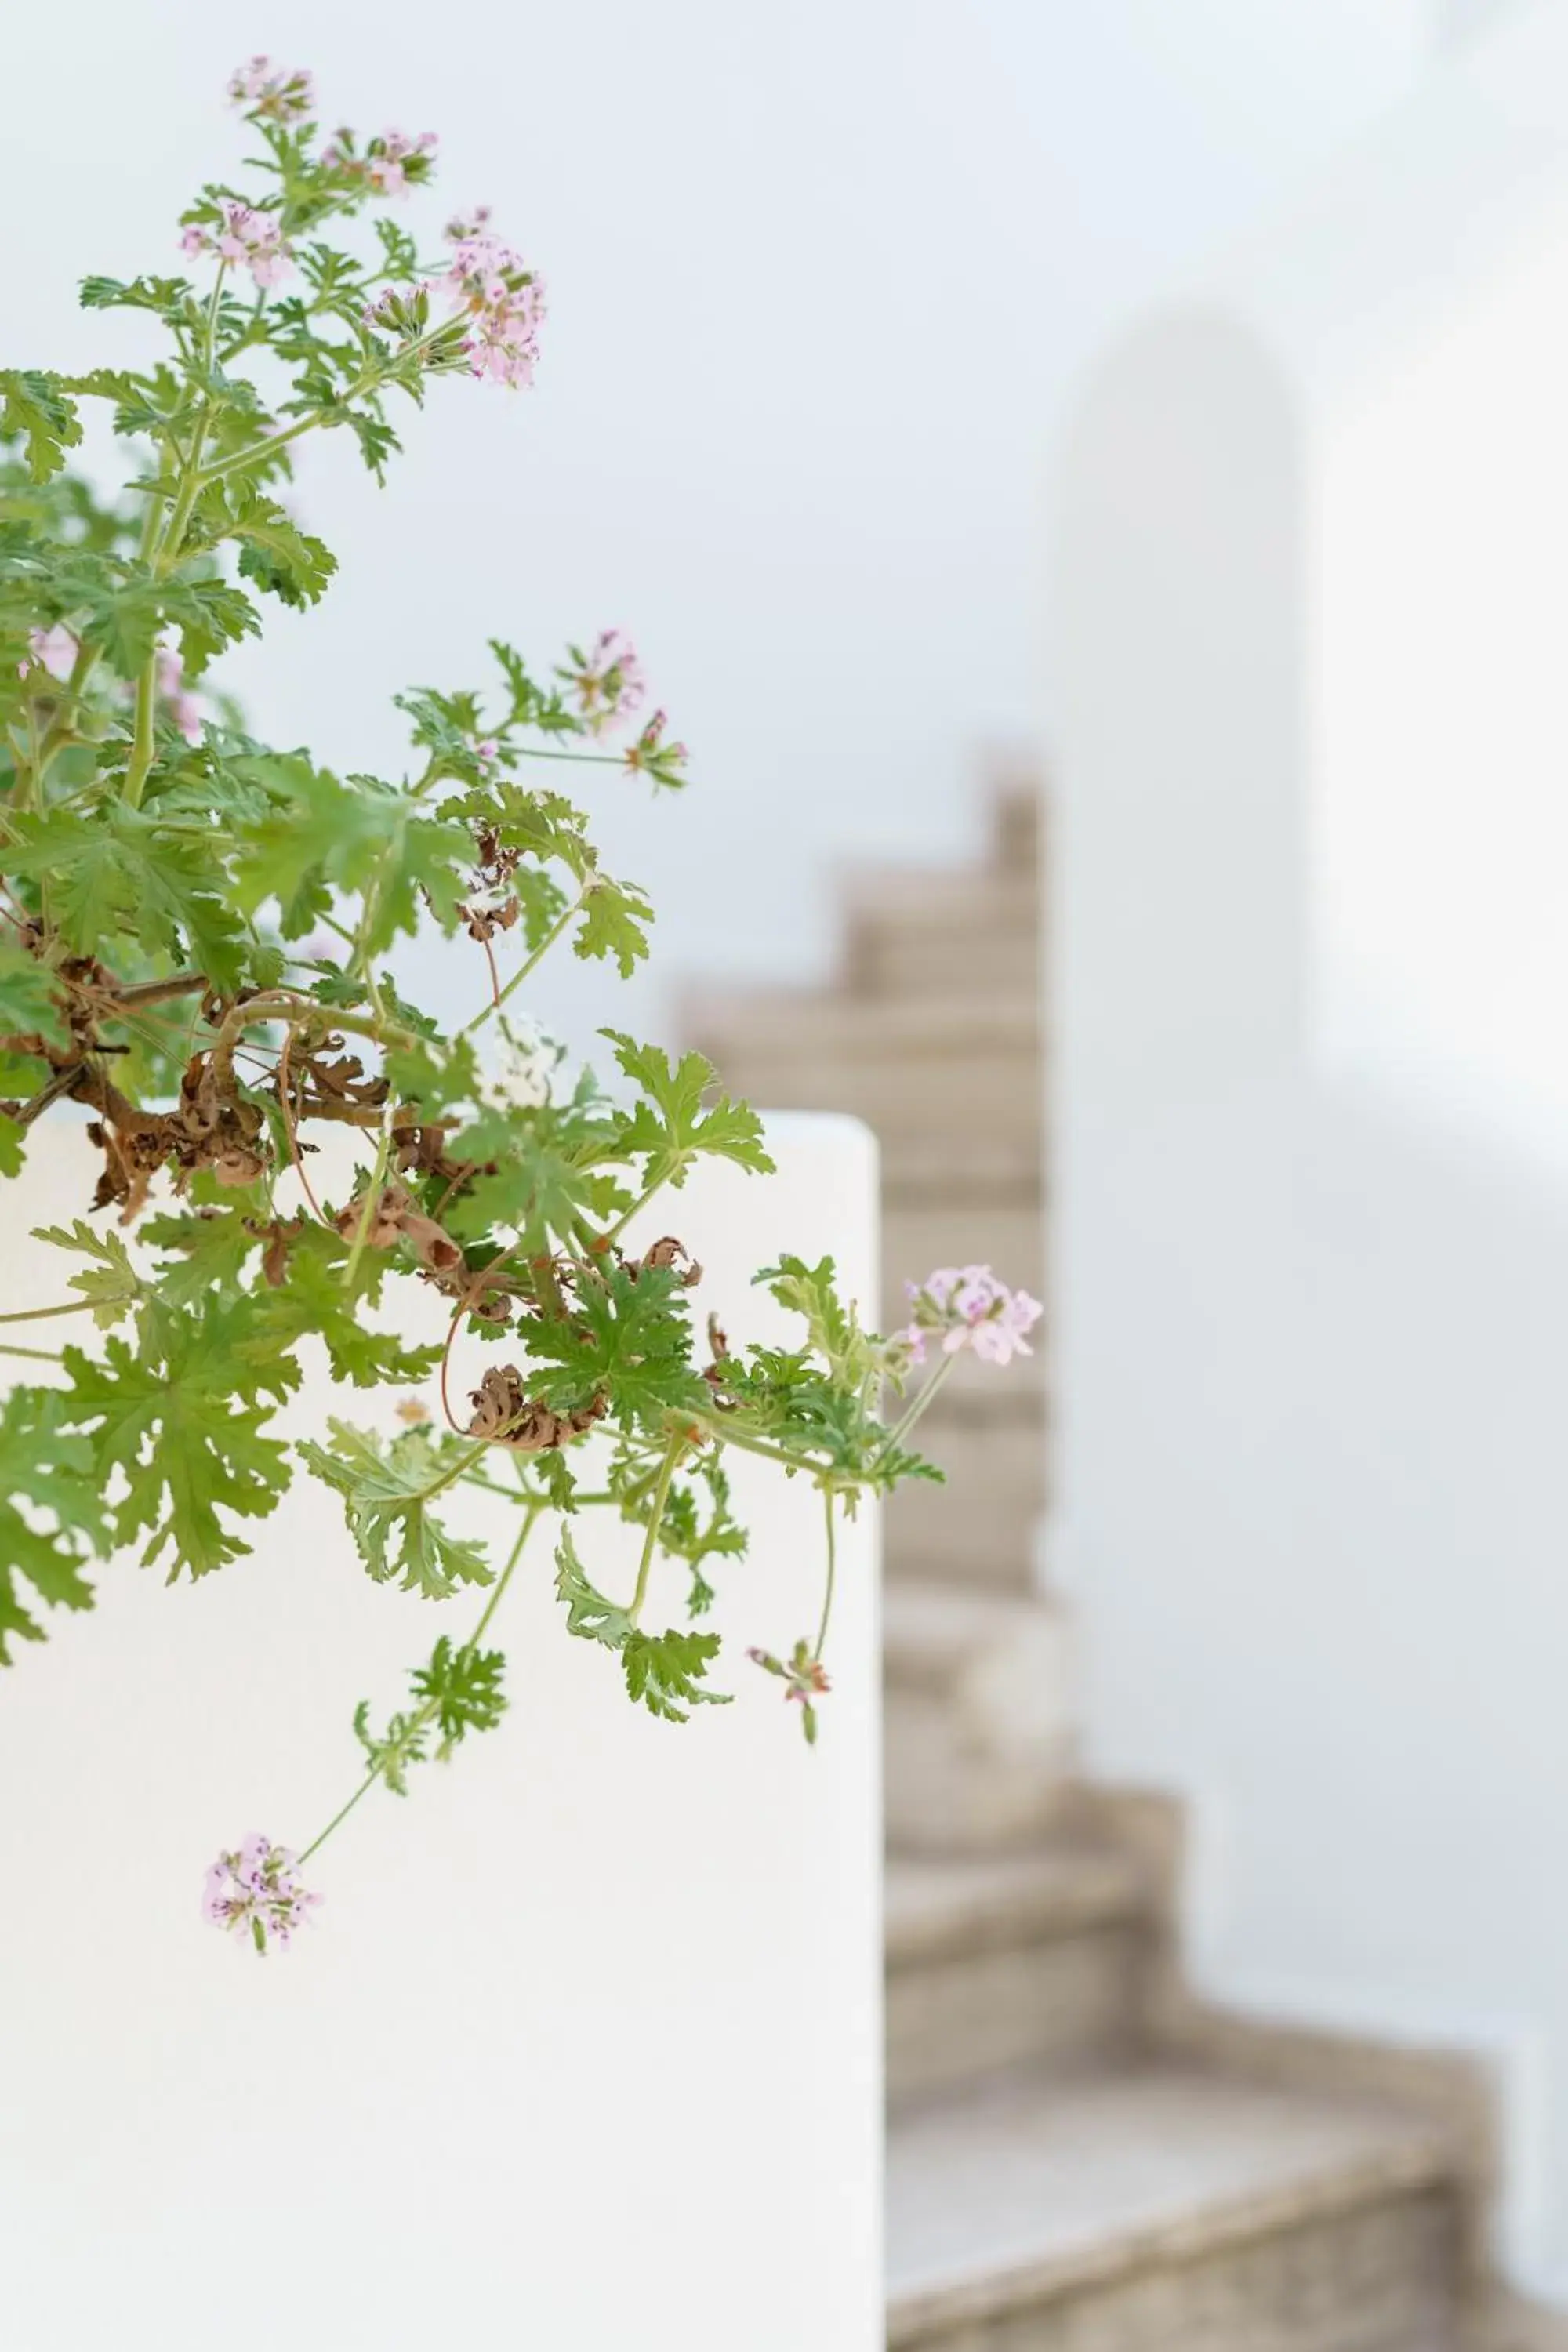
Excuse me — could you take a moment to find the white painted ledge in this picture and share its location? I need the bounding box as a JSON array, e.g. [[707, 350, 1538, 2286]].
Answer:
[[0, 1112, 880, 2351]]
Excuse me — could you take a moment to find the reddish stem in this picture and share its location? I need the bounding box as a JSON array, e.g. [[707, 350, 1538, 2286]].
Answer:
[[278, 1027, 331, 1227]]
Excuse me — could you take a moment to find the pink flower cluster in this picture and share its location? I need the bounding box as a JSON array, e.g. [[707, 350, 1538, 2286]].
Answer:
[[227, 56, 315, 122], [623, 707, 688, 783], [20, 624, 75, 683], [367, 129, 438, 196], [181, 201, 292, 290], [748, 1638, 832, 1745], [901, 1265, 1043, 1368], [445, 214, 547, 389], [203, 1834, 321, 1955], [564, 630, 645, 735], [361, 280, 434, 338]]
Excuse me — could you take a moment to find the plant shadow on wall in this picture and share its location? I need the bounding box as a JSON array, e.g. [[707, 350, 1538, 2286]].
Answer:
[[0, 56, 1041, 1954]]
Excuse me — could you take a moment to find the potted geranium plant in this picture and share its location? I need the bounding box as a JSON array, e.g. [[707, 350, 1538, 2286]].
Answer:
[[0, 57, 1042, 1952]]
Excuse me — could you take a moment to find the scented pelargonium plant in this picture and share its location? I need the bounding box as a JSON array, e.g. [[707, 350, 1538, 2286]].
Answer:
[[0, 62, 1041, 1954]]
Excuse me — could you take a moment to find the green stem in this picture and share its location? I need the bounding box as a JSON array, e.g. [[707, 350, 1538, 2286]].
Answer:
[[195, 321, 459, 492], [340, 1102, 394, 1291], [873, 1352, 956, 1471], [628, 1434, 684, 1624], [123, 662, 158, 810], [0, 1295, 132, 1328], [418, 1439, 491, 1507], [194, 405, 323, 490], [309, 911, 358, 949], [124, 270, 226, 813], [209, 990, 414, 1062], [293, 1759, 381, 1868], [26, 641, 100, 804], [299, 1502, 540, 1867], [508, 746, 624, 769], [459, 888, 588, 1038], [814, 1489, 837, 1662], [691, 1417, 823, 1475], [0, 1340, 64, 1363], [596, 1166, 679, 1251]]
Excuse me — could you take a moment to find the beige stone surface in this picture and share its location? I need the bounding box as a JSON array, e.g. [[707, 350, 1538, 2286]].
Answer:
[[886, 1693, 1070, 1853], [885, 1435, 1044, 1590], [883, 1581, 1066, 1698], [884, 1588, 1076, 1850], [888, 2067, 1461, 2349], [687, 987, 1039, 1062], [886, 1846, 1150, 1965], [1486, 2292, 1568, 2350], [886, 1848, 1152, 2103], [846, 903, 1038, 1003]]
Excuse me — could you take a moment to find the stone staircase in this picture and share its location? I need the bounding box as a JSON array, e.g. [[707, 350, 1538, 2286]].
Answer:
[[684, 782, 1552, 2352]]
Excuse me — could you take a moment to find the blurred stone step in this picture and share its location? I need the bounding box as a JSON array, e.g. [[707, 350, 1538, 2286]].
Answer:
[[1486, 2293, 1568, 2350], [886, 1417, 1044, 1589], [880, 1127, 1043, 1210], [841, 872, 1040, 1002], [989, 782, 1044, 875], [886, 1844, 1152, 2105], [884, 1582, 1076, 1853], [685, 994, 1040, 1152], [887, 2066, 1465, 2351], [887, 1508, 1033, 1590], [688, 989, 1039, 1064]]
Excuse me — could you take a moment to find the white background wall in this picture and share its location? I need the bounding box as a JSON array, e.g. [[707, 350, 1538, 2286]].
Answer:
[[0, 1116, 880, 2351], [1053, 2, 1568, 2302], [0, 2, 1431, 1065]]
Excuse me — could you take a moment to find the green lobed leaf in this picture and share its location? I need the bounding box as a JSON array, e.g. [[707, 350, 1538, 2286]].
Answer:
[[523, 1260, 705, 1430], [554, 1528, 632, 1648], [0, 371, 82, 485], [555, 1531, 731, 1722], [604, 1030, 773, 1190], [0, 938, 68, 1050], [408, 1634, 507, 1747], [60, 1297, 298, 1577], [298, 1420, 492, 1600], [4, 807, 248, 990], [239, 1228, 445, 1391], [33, 1218, 141, 1328], [0, 1387, 105, 1664], [621, 1628, 731, 1724]]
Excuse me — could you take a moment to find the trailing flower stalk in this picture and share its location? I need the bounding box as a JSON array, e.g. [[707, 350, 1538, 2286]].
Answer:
[[0, 61, 1039, 1952]]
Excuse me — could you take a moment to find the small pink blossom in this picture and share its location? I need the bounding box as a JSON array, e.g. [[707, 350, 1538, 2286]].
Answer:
[[227, 57, 315, 123], [444, 220, 546, 390], [623, 706, 688, 786], [563, 630, 644, 735], [748, 1639, 831, 1746], [183, 201, 292, 291], [474, 737, 499, 765], [22, 625, 77, 684], [361, 279, 434, 336], [157, 650, 203, 745], [366, 129, 439, 197], [203, 1834, 321, 1955], [900, 1265, 1043, 1369]]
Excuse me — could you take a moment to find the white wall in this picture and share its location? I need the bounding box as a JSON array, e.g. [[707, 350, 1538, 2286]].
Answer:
[[0, 1116, 880, 2352], [1051, 2, 1568, 2301], [0, 2, 1426, 1064], [1436, 0, 1537, 48]]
